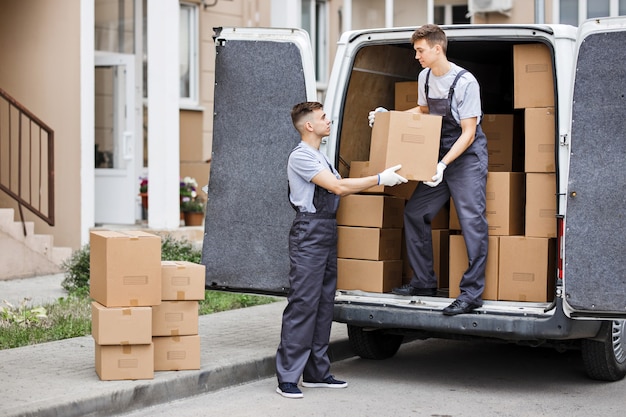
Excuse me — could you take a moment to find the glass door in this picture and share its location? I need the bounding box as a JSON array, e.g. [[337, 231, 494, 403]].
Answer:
[[94, 52, 136, 225]]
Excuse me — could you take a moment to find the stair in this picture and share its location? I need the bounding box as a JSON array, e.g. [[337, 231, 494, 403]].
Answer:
[[0, 208, 72, 280]]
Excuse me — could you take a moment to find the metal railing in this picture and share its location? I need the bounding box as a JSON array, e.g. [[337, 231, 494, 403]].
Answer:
[[0, 87, 55, 233]]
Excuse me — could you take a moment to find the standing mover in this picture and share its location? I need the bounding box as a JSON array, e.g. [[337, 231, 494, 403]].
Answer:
[[276, 101, 407, 398], [369, 24, 489, 316]]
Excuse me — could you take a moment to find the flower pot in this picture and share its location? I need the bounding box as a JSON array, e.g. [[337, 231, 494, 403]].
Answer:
[[139, 192, 148, 209], [183, 211, 204, 226]]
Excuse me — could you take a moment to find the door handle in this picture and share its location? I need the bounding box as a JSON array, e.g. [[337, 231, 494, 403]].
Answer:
[[123, 131, 133, 160]]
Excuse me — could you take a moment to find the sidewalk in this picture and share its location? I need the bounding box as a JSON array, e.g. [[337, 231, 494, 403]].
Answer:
[[0, 278, 352, 417]]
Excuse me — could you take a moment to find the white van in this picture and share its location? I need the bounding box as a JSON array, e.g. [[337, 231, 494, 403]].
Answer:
[[203, 19, 626, 381]]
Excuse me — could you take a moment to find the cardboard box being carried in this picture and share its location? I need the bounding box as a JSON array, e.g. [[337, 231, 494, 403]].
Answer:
[[153, 335, 201, 371], [337, 226, 402, 261], [337, 259, 402, 293], [349, 160, 418, 201], [161, 261, 206, 301], [498, 236, 556, 302], [514, 43, 555, 109], [152, 301, 199, 337], [91, 302, 152, 345], [90, 230, 162, 307], [337, 194, 404, 228], [95, 343, 154, 381], [449, 235, 499, 301], [369, 111, 442, 182], [525, 107, 556, 173]]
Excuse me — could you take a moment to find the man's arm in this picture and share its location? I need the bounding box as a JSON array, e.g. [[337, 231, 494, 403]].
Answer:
[[311, 165, 407, 196], [440, 116, 477, 166]]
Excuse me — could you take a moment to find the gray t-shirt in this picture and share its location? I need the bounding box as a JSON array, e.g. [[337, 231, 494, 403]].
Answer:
[[288, 142, 340, 213], [417, 62, 482, 124]]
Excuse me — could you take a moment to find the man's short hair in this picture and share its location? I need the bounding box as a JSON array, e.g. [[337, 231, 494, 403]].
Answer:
[[291, 101, 323, 132], [411, 24, 448, 55]]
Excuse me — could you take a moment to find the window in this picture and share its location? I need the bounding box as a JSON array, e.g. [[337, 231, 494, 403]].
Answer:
[[302, 0, 329, 87], [179, 3, 199, 105], [559, 0, 626, 25], [434, 4, 470, 25]]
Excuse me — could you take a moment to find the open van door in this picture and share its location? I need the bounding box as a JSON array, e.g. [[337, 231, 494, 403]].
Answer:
[[202, 28, 317, 294], [563, 17, 626, 319]]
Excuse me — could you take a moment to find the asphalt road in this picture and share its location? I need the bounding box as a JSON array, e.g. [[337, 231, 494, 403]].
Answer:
[[119, 337, 626, 417]]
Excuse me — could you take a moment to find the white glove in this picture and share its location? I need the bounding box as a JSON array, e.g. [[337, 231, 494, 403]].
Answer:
[[424, 162, 447, 187], [377, 164, 408, 187], [368, 107, 388, 128]]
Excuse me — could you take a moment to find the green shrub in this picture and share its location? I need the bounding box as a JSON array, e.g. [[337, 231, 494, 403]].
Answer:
[[160, 234, 202, 263]]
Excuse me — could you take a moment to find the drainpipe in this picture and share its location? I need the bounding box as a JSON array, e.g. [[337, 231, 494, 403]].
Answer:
[[535, 0, 545, 24]]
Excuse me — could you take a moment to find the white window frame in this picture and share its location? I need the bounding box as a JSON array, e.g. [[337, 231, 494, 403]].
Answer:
[[303, 0, 329, 94], [554, 0, 622, 26], [179, 2, 199, 108]]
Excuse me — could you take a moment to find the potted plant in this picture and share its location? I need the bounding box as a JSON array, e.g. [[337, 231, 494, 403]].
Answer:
[[139, 176, 149, 212], [180, 177, 205, 226]]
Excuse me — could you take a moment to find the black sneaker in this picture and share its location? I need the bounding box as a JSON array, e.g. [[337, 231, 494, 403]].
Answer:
[[392, 284, 437, 296], [302, 375, 348, 388], [276, 382, 303, 398]]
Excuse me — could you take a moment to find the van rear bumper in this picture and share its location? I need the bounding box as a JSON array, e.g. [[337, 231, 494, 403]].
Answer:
[[333, 292, 602, 342]]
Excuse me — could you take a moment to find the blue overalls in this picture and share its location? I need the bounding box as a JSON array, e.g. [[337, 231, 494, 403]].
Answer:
[[404, 69, 489, 305], [276, 163, 340, 384]]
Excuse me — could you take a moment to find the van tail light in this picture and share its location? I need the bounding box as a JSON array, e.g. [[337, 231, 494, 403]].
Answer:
[[556, 215, 564, 281]]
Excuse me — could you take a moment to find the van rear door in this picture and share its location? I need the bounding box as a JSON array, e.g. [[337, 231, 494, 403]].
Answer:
[[202, 28, 317, 294], [563, 18, 626, 318]]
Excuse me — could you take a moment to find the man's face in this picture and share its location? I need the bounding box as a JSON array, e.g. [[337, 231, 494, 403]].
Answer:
[[413, 39, 439, 68], [310, 108, 331, 136]]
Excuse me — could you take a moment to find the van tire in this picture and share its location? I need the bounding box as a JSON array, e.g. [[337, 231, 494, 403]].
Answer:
[[347, 325, 403, 360], [581, 320, 626, 381]]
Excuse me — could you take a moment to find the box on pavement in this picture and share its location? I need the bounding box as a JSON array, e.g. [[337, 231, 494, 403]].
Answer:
[[525, 107, 556, 173], [486, 172, 525, 236], [152, 301, 199, 336], [394, 81, 419, 111], [90, 230, 162, 307], [337, 194, 404, 228], [513, 43, 555, 109], [337, 259, 402, 293], [153, 335, 201, 371], [161, 261, 206, 301], [337, 226, 402, 261], [482, 114, 514, 172], [95, 343, 154, 381], [525, 173, 557, 238], [348, 160, 418, 201], [449, 235, 499, 301], [498, 236, 556, 302], [369, 111, 442, 182], [91, 301, 152, 345]]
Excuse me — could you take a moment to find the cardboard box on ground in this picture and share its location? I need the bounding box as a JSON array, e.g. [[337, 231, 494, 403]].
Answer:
[[89, 231, 205, 380]]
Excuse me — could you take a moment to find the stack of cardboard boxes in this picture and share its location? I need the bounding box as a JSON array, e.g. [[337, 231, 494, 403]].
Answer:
[[90, 230, 204, 381]]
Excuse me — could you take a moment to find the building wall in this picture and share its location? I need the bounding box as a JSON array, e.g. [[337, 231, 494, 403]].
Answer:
[[472, 0, 554, 24], [0, 0, 82, 249]]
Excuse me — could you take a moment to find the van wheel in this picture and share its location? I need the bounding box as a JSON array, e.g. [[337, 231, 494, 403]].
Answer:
[[581, 320, 626, 381], [347, 325, 403, 360]]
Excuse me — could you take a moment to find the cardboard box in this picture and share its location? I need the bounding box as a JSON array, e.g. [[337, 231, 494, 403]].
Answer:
[[514, 43, 555, 109], [498, 236, 556, 302], [349, 160, 418, 200], [153, 335, 201, 371], [152, 301, 199, 336], [394, 81, 419, 111], [525, 107, 555, 173], [337, 194, 404, 228], [161, 261, 206, 301], [337, 259, 402, 293], [432, 229, 450, 289], [91, 302, 152, 345], [337, 226, 402, 261], [95, 343, 154, 381], [486, 172, 525, 236], [449, 235, 499, 301], [369, 111, 442, 182], [482, 114, 514, 172], [90, 231, 162, 307], [525, 173, 557, 238]]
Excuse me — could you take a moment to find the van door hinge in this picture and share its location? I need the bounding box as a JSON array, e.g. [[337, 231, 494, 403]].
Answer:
[[559, 133, 568, 146]]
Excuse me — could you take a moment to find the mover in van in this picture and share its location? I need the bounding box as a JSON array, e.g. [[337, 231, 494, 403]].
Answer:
[[204, 19, 626, 382]]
